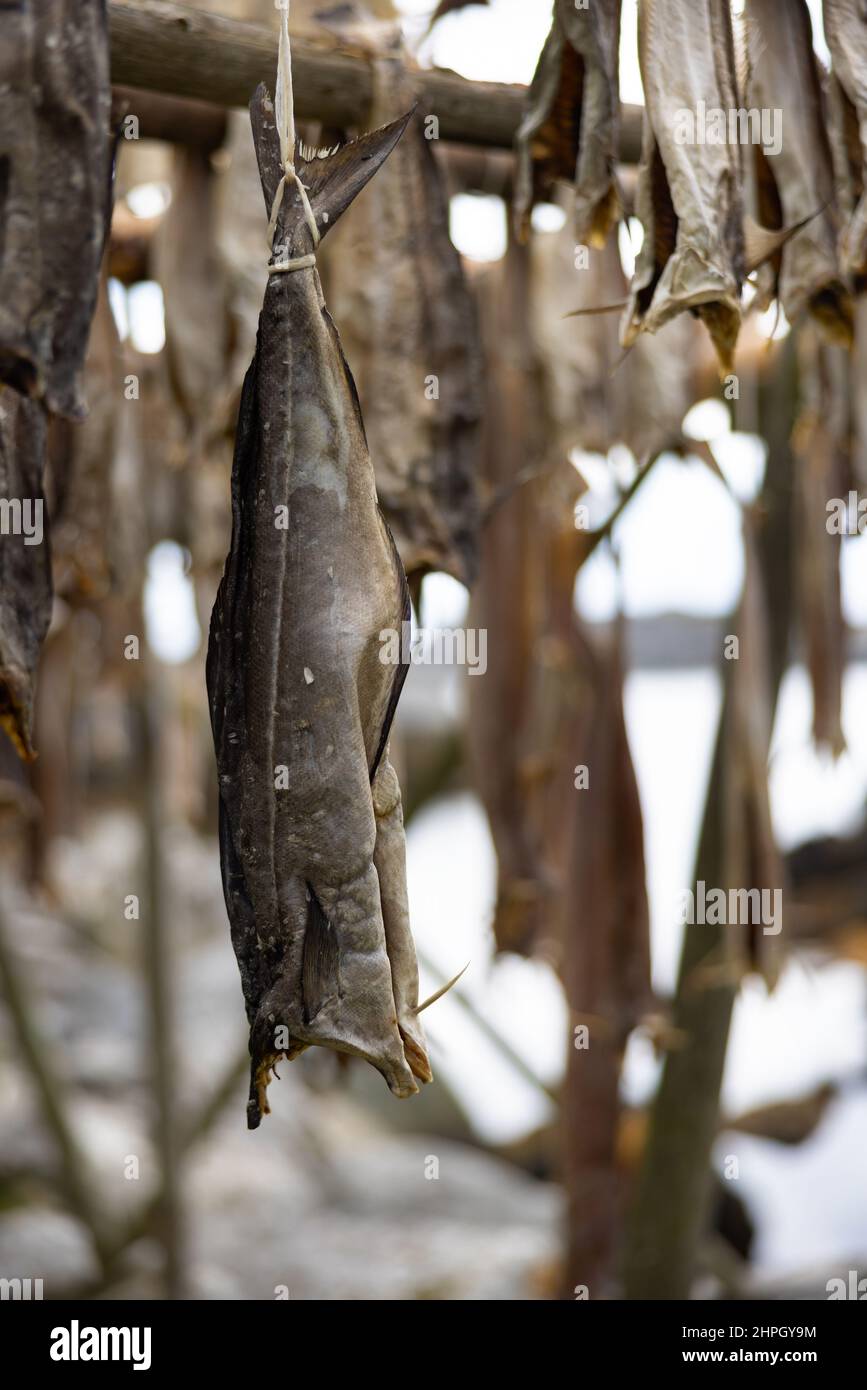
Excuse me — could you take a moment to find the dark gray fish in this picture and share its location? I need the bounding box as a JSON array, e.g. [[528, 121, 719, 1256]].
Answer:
[[0, 0, 113, 418], [0, 388, 52, 760], [207, 87, 431, 1128]]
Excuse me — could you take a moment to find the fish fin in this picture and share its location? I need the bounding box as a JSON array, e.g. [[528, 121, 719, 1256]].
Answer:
[[297, 107, 416, 240], [563, 300, 628, 318], [301, 888, 340, 1024], [415, 962, 470, 1014], [250, 83, 285, 215], [742, 207, 824, 275], [369, 511, 411, 782], [249, 83, 415, 239]]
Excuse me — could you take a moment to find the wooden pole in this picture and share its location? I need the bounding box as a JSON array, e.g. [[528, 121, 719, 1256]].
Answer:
[[108, 1, 643, 158], [621, 340, 798, 1299]]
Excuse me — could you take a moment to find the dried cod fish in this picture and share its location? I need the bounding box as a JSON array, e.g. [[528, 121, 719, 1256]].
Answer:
[[531, 218, 623, 457], [46, 274, 121, 601], [0, 389, 52, 760], [824, 0, 867, 284], [155, 147, 230, 457], [561, 618, 652, 1292], [853, 297, 867, 489], [792, 328, 848, 756], [0, 0, 112, 418], [207, 80, 432, 1127], [626, 0, 745, 370], [625, 0, 806, 372], [515, 0, 621, 247], [470, 229, 654, 964], [468, 238, 552, 954], [564, 621, 652, 1042], [532, 204, 704, 460], [721, 513, 785, 986], [744, 0, 851, 344], [322, 20, 483, 586]]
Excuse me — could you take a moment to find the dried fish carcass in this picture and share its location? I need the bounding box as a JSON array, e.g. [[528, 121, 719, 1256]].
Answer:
[[745, 0, 851, 344], [323, 23, 483, 586], [515, 0, 622, 247], [824, 0, 867, 285], [0, 0, 112, 417], [468, 239, 552, 955], [0, 391, 52, 760], [624, 0, 745, 371], [207, 79, 432, 1126], [46, 275, 122, 602]]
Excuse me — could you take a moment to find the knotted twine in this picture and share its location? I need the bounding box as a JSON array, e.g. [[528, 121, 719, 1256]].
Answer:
[[268, 2, 320, 273]]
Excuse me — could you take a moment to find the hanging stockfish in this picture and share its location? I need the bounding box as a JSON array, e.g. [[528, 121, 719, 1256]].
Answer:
[[155, 148, 230, 459], [321, 14, 483, 586], [721, 513, 786, 986], [207, 12, 433, 1126], [792, 328, 848, 756], [0, 0, 112, 417], [514, 0, 622, 247], [46, 275, 121, 601], [467, 237, 553, 955], [624, 0, 805, 372], [744, 0, 851, 344], [532, 203, 705, 461], [0, 390, 52, 760], [824, 0, 867, 286]]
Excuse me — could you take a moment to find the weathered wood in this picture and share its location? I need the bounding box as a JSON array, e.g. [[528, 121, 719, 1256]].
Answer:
[[621, 341, 798, 1300], [112, 85, 227, 149], [108, 1, 643, 156]]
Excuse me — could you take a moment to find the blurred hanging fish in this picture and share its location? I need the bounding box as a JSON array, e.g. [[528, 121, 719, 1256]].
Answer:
[[0, 390, 52, 760], [207, 85, 432, 1128], [514, 0, 622, 247], [46, 273, 122, 601], [320, 10, 483, 588], [0, 0, 112, 761], [0, 0, 112, 418], [744, 0, 851, 344], [624, 0, 814, 372], [824, 0, 867, 285]]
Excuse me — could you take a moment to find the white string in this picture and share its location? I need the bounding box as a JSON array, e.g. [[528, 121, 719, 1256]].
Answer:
[[268, 2, 320, 274]]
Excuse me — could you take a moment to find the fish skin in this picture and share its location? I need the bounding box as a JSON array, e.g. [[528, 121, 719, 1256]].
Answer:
[[0, 0, 113, 419], [824, 0, 867, 283], [514, 0, 622, 247], [46, 273, 121, 601], [792, 327, 848, 757], [320, 16, 483, 587], [626, 0, 744, 371], [745, 0, 851, 344], [207, 88, 431, 1127], [468, 239, 551, 956], [721, 512, 785, 989], [0, 388, 52, 761]]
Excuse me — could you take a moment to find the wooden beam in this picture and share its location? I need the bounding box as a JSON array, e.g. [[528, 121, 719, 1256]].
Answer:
[[108, 1, 643, 158], [112, 85, 227, 150]]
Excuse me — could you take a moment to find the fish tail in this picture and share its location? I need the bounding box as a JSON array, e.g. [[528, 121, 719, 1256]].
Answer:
[[250, 83, 414, 246]]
